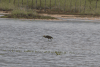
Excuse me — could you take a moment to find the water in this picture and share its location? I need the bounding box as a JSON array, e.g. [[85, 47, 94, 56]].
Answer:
[[0, 18, 100, 67]]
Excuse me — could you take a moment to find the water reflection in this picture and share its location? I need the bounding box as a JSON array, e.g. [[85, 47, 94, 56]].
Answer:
[[0, 19, 100, 67], [0, 15, 4, 17]]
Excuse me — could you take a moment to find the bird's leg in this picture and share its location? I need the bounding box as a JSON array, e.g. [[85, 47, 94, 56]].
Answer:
[[50, 39, 52, 41], [49, 39, 52, 41]]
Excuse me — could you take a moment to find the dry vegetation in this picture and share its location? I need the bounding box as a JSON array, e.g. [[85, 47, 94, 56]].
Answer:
[[0, 0, 100, 19]]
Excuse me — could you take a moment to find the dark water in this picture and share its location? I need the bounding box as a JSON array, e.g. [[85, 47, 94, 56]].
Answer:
[[0, 18, 100, 67]]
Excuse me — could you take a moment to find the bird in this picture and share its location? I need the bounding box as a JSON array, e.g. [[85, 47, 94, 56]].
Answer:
[[43, 35, 53, 41]]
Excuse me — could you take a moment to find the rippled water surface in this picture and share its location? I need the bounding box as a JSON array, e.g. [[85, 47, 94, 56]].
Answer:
[[0, 19, 100, 67]]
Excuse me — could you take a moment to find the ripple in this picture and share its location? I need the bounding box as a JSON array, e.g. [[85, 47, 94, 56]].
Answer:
[[0, 19, 100, 67]]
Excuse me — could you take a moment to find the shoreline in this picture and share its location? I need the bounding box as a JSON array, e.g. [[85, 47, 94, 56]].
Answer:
[[39, 14, 100, 21], [0, 11, 100, 21]]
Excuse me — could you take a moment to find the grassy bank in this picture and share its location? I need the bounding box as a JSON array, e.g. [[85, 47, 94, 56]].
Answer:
[[0, 2, 56, 19], [0, 0, 100, 18], [1, 8, 56, 19]]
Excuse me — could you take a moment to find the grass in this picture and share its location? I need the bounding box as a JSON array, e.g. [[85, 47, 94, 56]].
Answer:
[[0, 0, 100, 18], [1, 8, 56, 19], [0, 2, 14, 11], [3, 49, 66, 55], [0, 2, 56, 19]]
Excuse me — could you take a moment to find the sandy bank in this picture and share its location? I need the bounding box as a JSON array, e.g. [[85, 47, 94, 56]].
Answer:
[[39, 14, 100, 21]]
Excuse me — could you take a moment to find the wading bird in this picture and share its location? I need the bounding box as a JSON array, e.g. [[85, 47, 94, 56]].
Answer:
[[43, 35, 53, 41]]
